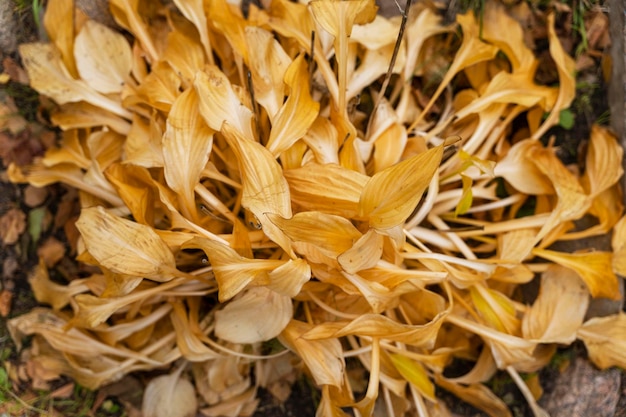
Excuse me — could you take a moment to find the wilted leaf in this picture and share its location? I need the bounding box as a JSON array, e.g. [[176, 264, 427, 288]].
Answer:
[[19, 43, 131, 118], [266, 55, 319, 156], [578, 313, 626, 369], [215, 287, 292, 344], [74, 20, 132, 94], [337, 229, 384, 274], [75, 206, 178, 280], [522, 265, 589, 343], [142, 365, 198, 417], [284, 163, 368, 217], [220, 123, 294, 257], [533, 248, 620, 300], [359, 144, 443, 229], [582, 125, 624, 197], [389, 354, 436, 402], [435, 376, 512, 417], [280, 320, 345, 387], [163, 88, 214, 219]]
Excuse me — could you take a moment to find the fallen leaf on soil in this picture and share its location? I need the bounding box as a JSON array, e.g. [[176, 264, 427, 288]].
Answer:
[[0, 289, 12, 316], [0, 207, 26, 245]]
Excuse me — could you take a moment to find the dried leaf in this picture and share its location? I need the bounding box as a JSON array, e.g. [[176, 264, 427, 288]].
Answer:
[[337, 229, 384, 274], [578, 313, 626, 369], [532, 248, 620, 300], [280, 320, 345, 387], [75, 206, 178, 280], [389, 354, 436, 402], [284, 163, 368, 217], [220, 123, 294, 257], [74, 20, 132, 94], [266, 54, 319, 156], [142, 365, 198, 417], [163, 88, 214, 218], [359, 144, 443, 229], [215, 287, 292, 344], [522, 265, 589, 343], [19, 43, 131, 118]]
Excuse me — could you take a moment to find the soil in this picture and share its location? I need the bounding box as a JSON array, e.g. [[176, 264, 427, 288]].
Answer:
[[1, 0, 625, 416]]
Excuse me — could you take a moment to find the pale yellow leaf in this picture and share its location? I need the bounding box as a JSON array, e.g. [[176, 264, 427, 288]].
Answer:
[[532, 13, 576, 140], [284, 163, 368, 218], [194, 67, 255, 140], [578, 313, 626, 369], [582, 124, 624, 197], [163, 88, 214, 218], [338, 229, 384, 274], [266, 54, 319, 156], [74, 20, 132, 94], [280, 320, 345, 387], [142, 365, 198, 417], [533, 248, 620, 300], [522, 265, 589, 343], [359, 145, 443, 229], [75, 206, 177, 280], [215, 287, 292, 344]]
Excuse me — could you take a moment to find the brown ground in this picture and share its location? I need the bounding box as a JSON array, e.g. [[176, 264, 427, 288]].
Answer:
[[1, 0, 625, 416]]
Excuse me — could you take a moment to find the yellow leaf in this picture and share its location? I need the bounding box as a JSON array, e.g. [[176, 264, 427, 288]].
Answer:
[[266, 258, 311, 297], [185, 237, 282, 301], [194, 66, 255, 140], [142, 364, 198, 417], [389, 354, 436, 402], [455, 174, 473, 216], [19, 43, 131, 119], [532, 248, 620, 300], [284, 163, 368, 218], [359, 144, 443, 229], [51, 102, 132, 135], [409, 11, 499, 130], [280, 320, 345, 387], [532, 13, 576, 140], [582, 125, 624, 197], [529, 144, 591, 243], [470, 285, 520, 335], [170, 301, 219, 361], [337, 229, 384, 274], [266, 211, 362, 255], [304, 311, 446, 346], [266, 54, 320, 156], [43, 0, 77, 77], [163, 25, 206, 87], [172, 0, 213, 62], [105, 163, 156, 226], [215, 287, 292, 344], [163, 88, 214, 219], [220, 123, 295, 257], [578, 313, 626, 369], [29, 259, 89, 310], [522, 265, 589, 343], [74, 20, 132, 94], [75, 206, 177, 280], [108, 0, 158, 62], [245, 26, 291, 120], [494, 139, 554, 195], [612, 215, 626, 275]]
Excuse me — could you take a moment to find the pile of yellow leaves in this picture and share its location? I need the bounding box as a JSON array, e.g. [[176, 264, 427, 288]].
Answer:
[[8, 0, 626, 416]]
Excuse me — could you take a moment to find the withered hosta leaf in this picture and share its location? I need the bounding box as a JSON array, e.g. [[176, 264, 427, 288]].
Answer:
[[578, 313, 626, 370], [522, 265, 589, 344], [163, 88, 214, 218], [531, 13, 576, 140], [359, 144, 443, 229], [266, 54, 320, 156], [582, 125, 624, 197], [29, 259, 90, 310], [19, 43, 131, 119], [337, 229, 384, 274], [280, 320, 345, 387], [142, 364, 198, 417], [220, 123, 295, 257], [532, 248, 620, 300], [74, 20, 132, 94], [186, 237, 283, 301], [284, 163, 368, 218], [75, 206, 178, 280], [304, 311, 446, 346], [435, 376, 512, 417], [215, 287, 292, 344]]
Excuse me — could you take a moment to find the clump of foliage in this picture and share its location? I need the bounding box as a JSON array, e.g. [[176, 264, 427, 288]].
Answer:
[[7, 0, 626, 416]]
